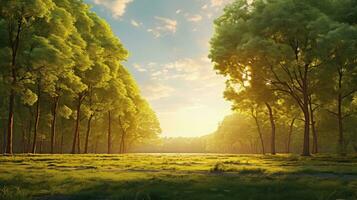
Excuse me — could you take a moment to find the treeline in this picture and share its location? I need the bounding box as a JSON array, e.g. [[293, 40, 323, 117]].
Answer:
[[207, 112, 357, 154], [0, 0, 161, 154], [209, 0, 357, 156], [134, 111, 357, 154]]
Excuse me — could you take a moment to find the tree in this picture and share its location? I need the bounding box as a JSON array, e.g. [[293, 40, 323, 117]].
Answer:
[[210, 0, 340, 156], [0, 0, 54, 154], [318, 23, 357, 155], [0, 0, 160, 155]]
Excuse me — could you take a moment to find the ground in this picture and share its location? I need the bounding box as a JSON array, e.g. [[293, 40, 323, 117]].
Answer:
[[0, 154, 357, 200]]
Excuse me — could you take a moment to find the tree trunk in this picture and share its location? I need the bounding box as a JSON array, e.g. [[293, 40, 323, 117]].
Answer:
[[60, 129, 64, 154], [39, 139, 42, 154], [265, 103, 276, 155], [107, 111, 112, 154], [118, 116, 126, 154], [252, 110, 265, 155], [2, 127, 6, 154], [337, 68, 346, 156], [84, 114, 94, 154], [50, 96, 59, 154], [301, 65, 310, 156], [27, 108, 33, 153], [337, 94, 345, 155], [287, 118, 296, 153], [77, 128, 81, 154], [71, 94, 83, 154], [21, 122, 26, 153], [31, 84, 41, 154], [6, 90, 15, 154], [302, 104, 310, 156], [309, 99, 318, 154], [94, 136, 99, 154], [6, 19, 23, 155]]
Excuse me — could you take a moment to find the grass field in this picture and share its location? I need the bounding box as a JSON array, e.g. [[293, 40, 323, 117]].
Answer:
[[1, 154, 357, 200]]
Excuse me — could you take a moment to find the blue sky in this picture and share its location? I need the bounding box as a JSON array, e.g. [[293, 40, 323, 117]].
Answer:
[[85, 0, 232, 137]]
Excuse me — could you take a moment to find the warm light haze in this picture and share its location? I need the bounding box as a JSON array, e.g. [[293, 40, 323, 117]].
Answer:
[[1, 0, 357, 199], [87, 0, 232, 137]]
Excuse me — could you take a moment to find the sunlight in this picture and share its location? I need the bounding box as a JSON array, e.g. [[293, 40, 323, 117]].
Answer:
[[0, 0, 356, 199]]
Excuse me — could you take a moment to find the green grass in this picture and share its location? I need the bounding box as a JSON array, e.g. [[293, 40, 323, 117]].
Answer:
[[0, 154, 357, 200]]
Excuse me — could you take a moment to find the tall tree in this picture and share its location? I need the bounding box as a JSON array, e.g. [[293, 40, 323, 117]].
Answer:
[[0, 0, 54, 154], [210, 0, 338, 156], [318, 23, 357, 155]]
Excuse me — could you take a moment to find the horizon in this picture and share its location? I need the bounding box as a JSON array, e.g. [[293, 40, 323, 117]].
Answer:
[[86, 0, 232, 137]]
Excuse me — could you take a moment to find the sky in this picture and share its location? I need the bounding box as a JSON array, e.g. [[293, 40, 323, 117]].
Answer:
[[85, 0, 232, 137]]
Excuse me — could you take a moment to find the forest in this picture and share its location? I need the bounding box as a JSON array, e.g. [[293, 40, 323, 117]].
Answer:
[[1, 0, 357, 199], [208, 0, 357, 156], [0, 0, 161, 155]]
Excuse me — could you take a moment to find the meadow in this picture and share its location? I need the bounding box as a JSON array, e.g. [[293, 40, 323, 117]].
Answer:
[[0, 154, 357, 200]]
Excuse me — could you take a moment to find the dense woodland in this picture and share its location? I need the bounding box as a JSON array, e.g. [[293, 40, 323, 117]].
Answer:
[[0, 0, 161, 154], [209, 0, 357, 156]]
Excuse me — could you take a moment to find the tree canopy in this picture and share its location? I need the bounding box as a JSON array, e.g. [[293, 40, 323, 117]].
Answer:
[[210, 0, 357, 156], [0, 0, 161, 154]]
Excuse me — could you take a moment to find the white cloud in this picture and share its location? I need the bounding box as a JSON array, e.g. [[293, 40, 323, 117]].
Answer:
[[210, 0, 225, 7], [133, 63, 146, 72], [176, 9, 182, 14], [142, 83, 175, 101], [154, 16, 177, 32], [186, 14, 203, 22], [130, 19, 142, 27], [147, 28, 161, 38], [144, 57, 220, 82], [93, 0, 133, 19], [147, 16, 177, 38]]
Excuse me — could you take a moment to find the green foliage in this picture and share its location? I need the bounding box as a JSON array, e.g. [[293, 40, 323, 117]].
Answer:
[[209, 0, 357, 155], [0, 0, 160, 154]]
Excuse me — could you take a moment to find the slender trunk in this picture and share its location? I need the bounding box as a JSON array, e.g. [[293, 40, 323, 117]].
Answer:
[[50, 96, 59, 154], [94, 136, 99, 154], [21, 122, 26, 153], [301, 65, 310, 156], [309, 99, 318, 154], [265, 103, 276, 155], [337, 68, 346, 156], [337, 94, 345, 155], [2, 127, 6, 154], [302, 105, 310, 156], [122, 137, 126, 154], [107, 111, 112, 154], [60, 129, 64, 154], [120, 134, 125, 154], [31, 84, 41, 154], [27, 108, 33, 153], [6, 90, 15, 154], [39, 139, 42, 154], [77, 128, 81, 154], [287, 118, 296, 153], [118, 116, 126, 154], [252, 110, 265, 155], [6, 19, 23, 155], [71, 94, 83, 154], [84, 114, 94, 154]]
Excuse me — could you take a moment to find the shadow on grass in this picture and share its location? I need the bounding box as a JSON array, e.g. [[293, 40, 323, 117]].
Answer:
[[2, 173, 355, 200]]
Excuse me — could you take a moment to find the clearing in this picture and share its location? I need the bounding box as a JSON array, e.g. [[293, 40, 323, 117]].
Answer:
[[0, 154, 357, 200]]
